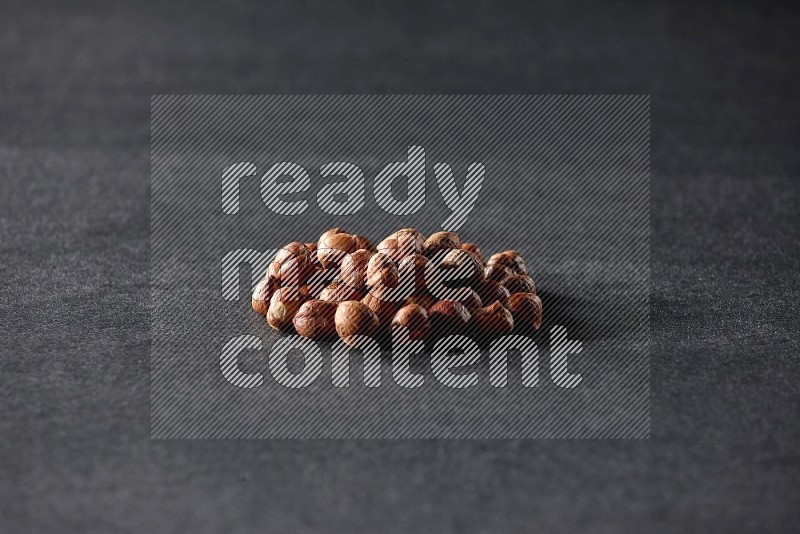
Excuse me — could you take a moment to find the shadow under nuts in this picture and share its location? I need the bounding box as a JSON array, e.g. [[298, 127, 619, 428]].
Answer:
[[293, 300, 338, 340]]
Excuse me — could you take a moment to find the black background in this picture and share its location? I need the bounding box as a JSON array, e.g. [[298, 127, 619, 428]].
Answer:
[[1, 0, 798, 532]]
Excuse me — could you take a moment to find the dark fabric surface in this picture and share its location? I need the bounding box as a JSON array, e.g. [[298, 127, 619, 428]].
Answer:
[[1, 0, 798, 532]]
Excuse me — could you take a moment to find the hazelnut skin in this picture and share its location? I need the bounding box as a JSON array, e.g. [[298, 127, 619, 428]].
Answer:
[[423, 231, 462, 257], [340, 249, 373, 291], [377, 228, 425, 261], [251, 275, 278, 315], [484, 264, 513, 283], [505, 293, 543, 331], [319, 281, 362, 303], [435, 248, 484, 288], [269, 242, 313, 286], [475, 279, 511, 307], [317, 232, 357, 269], [427, 300, 471, 336], [405, 293, 437, 310], [471, 301, 514, 336], [503, 274, 537, 295], [335, 300, 380, 344], [486, 250, 527, 275], [397, 253, 433, 295], [361, 292, 399, 328], [293, 300, 338, 340], [448, 287, 483, 312], [366, 252, 399, 290], [353, 234, 375, 251], [305, 242, 321, 268], [267, 287, 306, 332], [391, 304, 432, 341], [461, 242, 484, 264]]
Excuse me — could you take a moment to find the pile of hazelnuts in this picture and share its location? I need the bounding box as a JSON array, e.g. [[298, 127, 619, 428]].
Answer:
[[251, 228, 542, 346]]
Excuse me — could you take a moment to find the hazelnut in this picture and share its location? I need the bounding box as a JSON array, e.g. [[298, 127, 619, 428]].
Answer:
[[405, 293, 437, 310], [397, 253, 433, 295], [486, 250, 527, 275], [366, 252, 399, 290], [303, 268, 339, 299], [450, 287, 483, 312], [305, 242, 321, 268], [361, 292, 399, 328], [475, 279, 511, 307], [251, 275, 278, 315], [335, 300, 380, 344], [435, 248, 484, 288], [292, 300, 338, 340], [427, 300, 471, 336], [377, 228, 425, 261], [503, 274, 537, 295], [471, 301, 514, 336], [319, 281, 362, 303], [391, 304, 432, 341], [423, 231, 462, 257], [461, 242, 484, 263], [266, 287, 306, 332], [340, 249, 373, 290], [484, 264, 513, 283], [269, 242, 313, 286], [353, 234, 375, 251], [317, 231, 357, 269], [505, 293, 543, 331]]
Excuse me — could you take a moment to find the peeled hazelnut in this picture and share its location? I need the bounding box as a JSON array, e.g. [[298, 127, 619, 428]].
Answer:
[[377, 228, 425, 261], [397, 253, 433, 295], [267, 287, 306, 332], [391, 304, 432, 341], [340, 249, 373, 290], [361, 292, 399, 328], [461, 242, 484, 263], [335, 300, 380, 344], [471, 301, 514, 336], [366, 252, 399, 290], [319, 281, 362, 303], [251, 275, 278, 315], [353, 234, 375, 251], [484, 264, 513, 283], [423, 231, 462, 257], [427, 300, 471, 336], [475, 279, 511, 307], [269, 242, 313, 286], [317, 232, 357, 269], [486, 250, 527, 275], [318, 227, 347, 241], [292, 300, 338, 340], [435, 248, 484, 288], [505, 293, 543, 331], [503, 274, 537, 295], [405, 293, 437, 310]]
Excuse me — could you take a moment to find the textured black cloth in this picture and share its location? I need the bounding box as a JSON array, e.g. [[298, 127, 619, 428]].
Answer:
[[1, 0, 798, 532]]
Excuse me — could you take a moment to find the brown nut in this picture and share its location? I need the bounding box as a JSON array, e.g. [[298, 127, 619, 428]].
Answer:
[[449, 287, 482, 312], [475, 279, 511, 307], [353, 234, 375, 251], [266, 287, 306, 332], [305, 242, 321, 268], [391, 304, 432, 342], [361, 292, 399, 328], [251, 275, 278, 315], [423, 231, 462, 257], [303, 268, 339, 299], [366, 252, 399, 290], [377, 228, 425, 261], [486, 250, 527, 275], [435, 248, 484, 288], [317, 232, 357, 269], [397, 253, 433, 295], [503, 274, 537, 295], [505, 293, 543, 331], [269, 242, 313, 286], [427, 300, 471, 336], [335, 300, 380, 344], [484, 264, 513, 283], [405, 293, 437, 310], [340, 249, 373, 291], [319, 281, 362, 303], [292, 300, 338, 340], [461, 242, 484, 264], [471, 301, 514, 336]]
